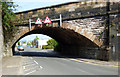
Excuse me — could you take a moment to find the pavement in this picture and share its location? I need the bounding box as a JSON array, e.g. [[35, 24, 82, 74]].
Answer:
[[0, 59, 2, 77], [2, 56, 23, 75]]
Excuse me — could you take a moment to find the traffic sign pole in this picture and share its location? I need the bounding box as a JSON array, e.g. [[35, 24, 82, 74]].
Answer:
[[60, 14, 62, 27], [29, 19, 31, 31]]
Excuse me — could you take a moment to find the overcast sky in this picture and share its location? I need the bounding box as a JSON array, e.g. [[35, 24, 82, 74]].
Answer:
[[13, 0, 78, 12]]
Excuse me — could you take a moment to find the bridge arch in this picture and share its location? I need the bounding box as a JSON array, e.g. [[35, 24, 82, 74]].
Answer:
[[12, 23, 102, 58]]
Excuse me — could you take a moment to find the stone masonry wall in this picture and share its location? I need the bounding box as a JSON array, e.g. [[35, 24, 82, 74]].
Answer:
[[15, 1, 119, 25], [65, 16, 105, 42], [15, 1, 107, 24], [0, 4, 3, 77]]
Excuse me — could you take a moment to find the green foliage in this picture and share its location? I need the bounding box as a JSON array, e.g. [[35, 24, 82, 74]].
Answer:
[[34, 36, 39, 41], [23, 41, 26, 43], [27, 42, 31, 46], [31, 36, 39, 47], [42, 39, 61, 50], [47, 39, 58, 48], [42, 45, 54, 49], [1, 1, 17, 31], [54, 43, 61, 51], [18, 41, 20, 45], [32, 40, 36, 46], [1, 1, 18, 44]]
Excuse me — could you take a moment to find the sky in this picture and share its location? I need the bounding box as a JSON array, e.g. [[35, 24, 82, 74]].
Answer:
[[13, 0, 78, 12], [13, 0, 78, 42], [20, 34, 52, 42]]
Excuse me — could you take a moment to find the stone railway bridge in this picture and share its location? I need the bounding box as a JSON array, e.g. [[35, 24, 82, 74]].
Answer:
[[4, 1, 120, 60]]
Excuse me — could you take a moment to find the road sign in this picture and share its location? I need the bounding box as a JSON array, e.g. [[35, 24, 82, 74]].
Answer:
[[35, 17, 42, 24], [44, 16, 52, 24]]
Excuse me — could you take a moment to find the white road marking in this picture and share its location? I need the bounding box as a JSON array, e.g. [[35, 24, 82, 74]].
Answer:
[[24, 66, 39, 72], [23, 66, 26, 69], [30, 57, 33, 59], [23, 62, 35, 65], [25, 70, 36, 75], [40, 66, 43, 69], [23, 57, 44, 75], [34, 60, 38, 65], [24, 63, 36, 67]]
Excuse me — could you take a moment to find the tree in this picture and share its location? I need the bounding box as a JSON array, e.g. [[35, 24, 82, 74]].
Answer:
[[2, 1, 17, 31], [27, 42, 31, 46], [31, 36, 39, 48], [34, 36, 39, 41], [1, 1, 18, 43], [42, 39, 61, 50], [47, 39, 58, 48], [18, 41, 20, 45], [1, 1, 18, 56], [23, 41, 26, 44]]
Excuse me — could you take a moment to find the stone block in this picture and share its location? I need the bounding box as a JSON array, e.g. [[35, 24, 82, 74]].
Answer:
[[83, 30, 88, 36], [31, 26, 35, 30], [69, 25, 76, 31], [86, 32, 93, 39], [28, 11, 33, 14], [32, 14, 38, 17], [61, 23, 69, 29], [97, 39, 103, 46], [93, 37, 102, 46], [90, 35, 96, 41], [77, 27, 82, 33], [53, 22, 58, 27]]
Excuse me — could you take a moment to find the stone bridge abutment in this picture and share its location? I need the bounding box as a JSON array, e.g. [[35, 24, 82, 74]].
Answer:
[[8, 20, 103, 59]]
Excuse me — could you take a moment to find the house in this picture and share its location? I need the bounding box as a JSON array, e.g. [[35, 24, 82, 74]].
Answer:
[[36, 40, 48, 49]]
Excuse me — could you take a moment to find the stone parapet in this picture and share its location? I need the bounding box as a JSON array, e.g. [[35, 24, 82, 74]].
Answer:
[[15, 2, 120, 25]]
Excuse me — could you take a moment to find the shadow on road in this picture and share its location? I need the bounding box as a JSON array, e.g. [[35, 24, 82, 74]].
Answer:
[[14, 47, 86, 59]]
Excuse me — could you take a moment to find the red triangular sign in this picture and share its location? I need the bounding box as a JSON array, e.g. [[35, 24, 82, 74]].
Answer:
[[35, 17, 42, 24], [44, 16, 52, 24]]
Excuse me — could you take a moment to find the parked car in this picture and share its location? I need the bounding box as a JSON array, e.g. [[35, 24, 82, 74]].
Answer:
[[17, 46, 24, 51]]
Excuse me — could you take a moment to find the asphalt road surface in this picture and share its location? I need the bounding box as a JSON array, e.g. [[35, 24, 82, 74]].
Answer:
[[15, 47, 118, 75]]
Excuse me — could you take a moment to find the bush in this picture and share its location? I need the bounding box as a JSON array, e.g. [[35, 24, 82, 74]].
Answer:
[[42, 39, 62, 51], [42, 45, 54, 49], [54, 43, 61, 51]]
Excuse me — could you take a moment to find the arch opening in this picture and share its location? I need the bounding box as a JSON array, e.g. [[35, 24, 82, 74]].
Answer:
[[12, 27, 99, 58]]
